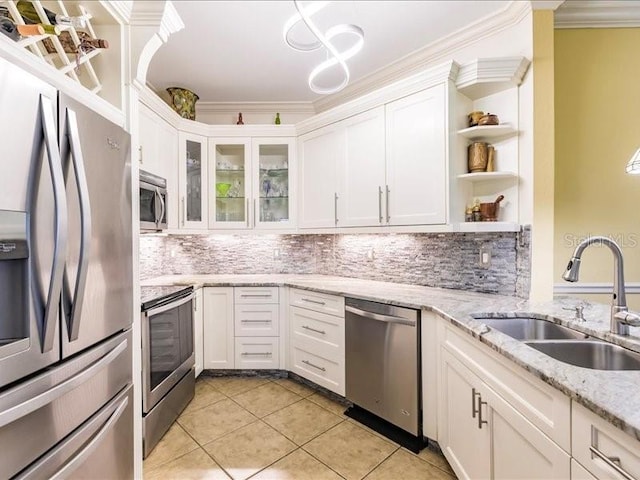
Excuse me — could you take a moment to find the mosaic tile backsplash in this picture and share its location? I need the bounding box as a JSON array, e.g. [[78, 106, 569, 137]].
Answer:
[[140, 228, 532, 297]]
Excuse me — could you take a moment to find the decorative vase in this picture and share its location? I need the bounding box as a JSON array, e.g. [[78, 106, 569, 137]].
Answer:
[[166, 87, 199, 120], [468, 142, 489, 173]]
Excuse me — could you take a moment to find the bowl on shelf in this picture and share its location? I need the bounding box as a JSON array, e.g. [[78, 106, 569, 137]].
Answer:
[[216, 182, 231, 197]]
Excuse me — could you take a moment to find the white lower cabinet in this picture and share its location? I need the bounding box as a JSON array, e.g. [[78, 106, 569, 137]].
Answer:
[[288, 289, 345, 395], [203, 287, 235, 369], [235, 337, 279, 369], [234, 287, 280, 370], [571, 460, 597, 480], [439, 347, 570, 480], [193, 288, 204, 377], [572, 402, 640, 480]]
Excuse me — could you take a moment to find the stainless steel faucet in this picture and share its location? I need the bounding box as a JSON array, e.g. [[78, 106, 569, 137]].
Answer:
[[562, 236, 640, 335]]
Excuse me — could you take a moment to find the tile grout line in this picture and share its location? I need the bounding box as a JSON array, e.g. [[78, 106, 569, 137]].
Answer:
[[360, 445, 401, 479]]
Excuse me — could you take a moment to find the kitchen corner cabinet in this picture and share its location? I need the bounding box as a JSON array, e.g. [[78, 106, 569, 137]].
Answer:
[[178, 132, 209, 229], [203, 287, 235, 369], [208, 137, 295, 230], [193, 288, 203, 377]]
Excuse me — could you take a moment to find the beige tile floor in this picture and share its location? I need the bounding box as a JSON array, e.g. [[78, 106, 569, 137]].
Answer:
[[144, 376, 457, 480]]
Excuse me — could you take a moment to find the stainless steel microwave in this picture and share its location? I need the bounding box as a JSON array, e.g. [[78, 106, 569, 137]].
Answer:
[[140, 170, 167, 232]]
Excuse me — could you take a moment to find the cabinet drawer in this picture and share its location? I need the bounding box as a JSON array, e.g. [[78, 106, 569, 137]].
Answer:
[[234, 337, 279, 369], [235, 287, 279, 304], [234, 304, 279, 337], [571, 459, 597, 480], [572, 402, 640, 480], [289, 288, 344, 317], [290, 306, 343, 361], [440, 322, 571, 451], [290, 346, 344, 396]]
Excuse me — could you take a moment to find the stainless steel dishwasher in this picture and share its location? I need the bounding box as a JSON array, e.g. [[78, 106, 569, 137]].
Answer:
[[345, 297, 425, 452]]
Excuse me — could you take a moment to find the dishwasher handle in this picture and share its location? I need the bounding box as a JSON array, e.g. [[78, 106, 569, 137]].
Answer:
[[345, 305, 416, 326]]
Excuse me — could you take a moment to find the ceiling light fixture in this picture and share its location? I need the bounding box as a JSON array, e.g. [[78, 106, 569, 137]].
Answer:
[[283, 0, 364, 95], [625, 148, 640, 175]]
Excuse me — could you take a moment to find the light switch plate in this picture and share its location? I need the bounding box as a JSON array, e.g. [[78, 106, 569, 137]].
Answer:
[[479, 245, 491, 267]]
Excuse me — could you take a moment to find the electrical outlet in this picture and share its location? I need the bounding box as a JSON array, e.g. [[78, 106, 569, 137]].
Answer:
[[273, 248, 280, 259], [170, 248, 176, 258], [366, 248, 375, 260], [479, 245, 491, 267]]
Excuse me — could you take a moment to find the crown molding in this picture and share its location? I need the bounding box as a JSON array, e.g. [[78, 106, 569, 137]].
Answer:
[[531, 1, 565, 10], [101, 1, 133, 24], [129, 1, 184, 40], [297, 60, 459, 135], [196, 101, 316, 115], [555, 1, 640, 28], [312, 0, 531, 113], [455, 57, 531, 100]]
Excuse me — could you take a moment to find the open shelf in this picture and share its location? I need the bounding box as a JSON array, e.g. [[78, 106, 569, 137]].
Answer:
[[457, 124, 517, 140], [457, 172, 518, 182]]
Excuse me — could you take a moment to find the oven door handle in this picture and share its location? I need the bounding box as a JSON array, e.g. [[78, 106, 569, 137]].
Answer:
[[345, 305, 416, 326], [145, 292, 195, 316]]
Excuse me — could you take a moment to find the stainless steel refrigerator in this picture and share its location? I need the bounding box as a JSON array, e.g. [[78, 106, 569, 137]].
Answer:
[[0, 55, 134, 478]]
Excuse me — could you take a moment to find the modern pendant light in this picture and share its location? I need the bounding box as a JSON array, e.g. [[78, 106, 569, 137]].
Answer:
[[283, 0, 364, 95], [626, 147, 640, 174]]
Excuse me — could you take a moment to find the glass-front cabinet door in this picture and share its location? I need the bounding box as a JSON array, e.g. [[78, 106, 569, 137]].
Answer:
[[178, 132, 208, 229], [208, 138, 251, 229], [252, 137, 295, 229]]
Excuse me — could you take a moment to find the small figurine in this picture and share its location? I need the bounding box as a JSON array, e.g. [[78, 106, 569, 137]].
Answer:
[[236, 112, 244, 125]]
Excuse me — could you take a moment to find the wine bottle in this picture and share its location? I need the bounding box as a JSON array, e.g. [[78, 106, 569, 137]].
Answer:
[[17, 1, 87, 28], [0, 16, 43, 41], [43, 31, 108, 55], [275, 113, 281, 125]]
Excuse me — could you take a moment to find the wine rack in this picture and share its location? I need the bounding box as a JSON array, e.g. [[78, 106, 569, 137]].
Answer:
[[2, 0, 103, 93]]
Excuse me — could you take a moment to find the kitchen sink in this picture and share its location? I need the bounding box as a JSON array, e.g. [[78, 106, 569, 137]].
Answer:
[[524, 340, 640, 371], [474, 316, 589, 341]]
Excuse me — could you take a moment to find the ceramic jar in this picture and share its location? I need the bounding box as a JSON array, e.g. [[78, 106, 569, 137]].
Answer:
[[468, 142, 489, 173], [166, 87, 199, 120]]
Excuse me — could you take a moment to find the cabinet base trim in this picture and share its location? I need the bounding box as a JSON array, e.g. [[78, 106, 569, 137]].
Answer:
[[345, 405, 429, 454]]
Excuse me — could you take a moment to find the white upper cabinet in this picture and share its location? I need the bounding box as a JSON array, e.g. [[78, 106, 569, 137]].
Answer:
[[178, 132, 209, 229], [385, 84, 447, 226], [208, 138, 252, 229], [339, 107, 386, 227], [298, 124, 343, 228], [253, 137, 296, 229]]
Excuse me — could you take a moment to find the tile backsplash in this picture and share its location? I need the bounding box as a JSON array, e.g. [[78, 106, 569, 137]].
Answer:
[[140, 228, 531, 297]]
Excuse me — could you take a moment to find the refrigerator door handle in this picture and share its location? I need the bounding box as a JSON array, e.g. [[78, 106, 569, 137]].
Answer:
[[37, 95, 68, 353], [62, 108, 92, 342], [0, 338, 127, 429], [14, 392, 129, 480]]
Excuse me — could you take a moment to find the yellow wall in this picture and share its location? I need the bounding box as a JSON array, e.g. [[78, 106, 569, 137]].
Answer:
[[530, 10, 555, 301], [554, 28, 640, 310]]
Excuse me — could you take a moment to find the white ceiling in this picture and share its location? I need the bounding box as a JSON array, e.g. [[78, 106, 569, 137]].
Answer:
[[146, 1, 510, 103]]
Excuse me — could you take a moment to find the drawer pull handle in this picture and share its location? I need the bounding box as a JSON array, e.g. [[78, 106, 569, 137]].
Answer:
[[241, 352, 272, 356], [302, 359, 326, 372], [241, 320, 272, 323], [240, 294, 272, 298], [472, 388, 480, 418], [477, 398, 488, 429], [302, 325, 326, 335], [590, 427, 634, 480], [301, 298, 326, 306]]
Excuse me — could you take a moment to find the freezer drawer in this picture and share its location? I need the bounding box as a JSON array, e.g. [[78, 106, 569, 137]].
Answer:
[[0, 330, 132, 479], [16, 385, 133, 480]]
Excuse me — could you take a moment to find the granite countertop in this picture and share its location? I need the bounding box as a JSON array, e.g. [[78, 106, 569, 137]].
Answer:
[[141, 274, 640, 441]]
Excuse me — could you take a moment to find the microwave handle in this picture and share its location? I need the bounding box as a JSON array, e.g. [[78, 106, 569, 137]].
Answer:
[[155, 187, 165, 228]]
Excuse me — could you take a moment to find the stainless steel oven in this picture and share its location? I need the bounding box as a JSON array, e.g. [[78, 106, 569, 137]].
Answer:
[[140, 170, 167, 232], [141, 285, 195, 457]]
